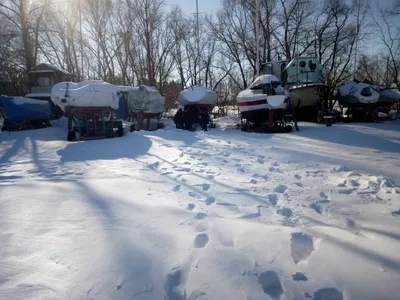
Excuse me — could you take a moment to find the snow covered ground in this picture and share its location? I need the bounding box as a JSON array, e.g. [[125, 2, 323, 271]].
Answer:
[[1, 117, 400, 300]]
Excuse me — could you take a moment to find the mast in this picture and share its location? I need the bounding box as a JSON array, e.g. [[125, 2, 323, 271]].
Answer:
[[79, 0, 84, 80], [195, 0, 200, 85], [354, 0, 360, 79], [255, 0, 260, 78]]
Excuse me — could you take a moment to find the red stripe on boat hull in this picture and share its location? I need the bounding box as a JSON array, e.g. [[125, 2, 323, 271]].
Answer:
[[238, 99, 268, 106]]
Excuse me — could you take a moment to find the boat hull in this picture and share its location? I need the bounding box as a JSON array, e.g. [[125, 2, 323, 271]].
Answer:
[[51, 81, 120, 111], [377, 89, 400, 105], [288, 83, 328, 108], [337, 82, 380, 108], [127, 85, 165, 114], [178, 86, 217, 106], [237, 95, 288, 124]]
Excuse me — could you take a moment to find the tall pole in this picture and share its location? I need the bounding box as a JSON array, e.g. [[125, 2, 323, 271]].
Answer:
[[255, 0, 260, 78], [196, 0, 200, 85], [79, 0, 84, 80], [354, 0, 360, 79]]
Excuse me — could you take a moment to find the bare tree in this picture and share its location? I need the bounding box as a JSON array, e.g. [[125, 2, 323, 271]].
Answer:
[[371, 3, 400, 88]]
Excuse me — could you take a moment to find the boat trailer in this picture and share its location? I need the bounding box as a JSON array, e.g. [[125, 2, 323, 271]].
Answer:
[[240, 109, 299, 133], [66, 106, 123, 141]]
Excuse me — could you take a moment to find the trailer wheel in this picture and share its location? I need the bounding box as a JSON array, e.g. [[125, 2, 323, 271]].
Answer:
[[117, 125, 124, 137], [67, 130, 76, 141]]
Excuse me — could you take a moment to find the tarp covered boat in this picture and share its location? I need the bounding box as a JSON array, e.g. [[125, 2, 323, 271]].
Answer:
[[51, 80, 120, 111], [178, 86, 217, 107], [127, 85, 165, 114], [0, 96, 51, 122], [337, 81, 380, 107]]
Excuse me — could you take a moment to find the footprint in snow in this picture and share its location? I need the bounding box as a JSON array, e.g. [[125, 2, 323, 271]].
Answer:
[[188, 192, 202, 199], [148, 161, 160, 169], [187, 203, 195, 211], [165, 267, 187, 300], [202, 184, 211, 191], [194, 212, 207, 219], [268, 194, 278, 205], [313, 288, 344, 300], [258, 271, 284, 299], [294, 174, 303, 180], [274, 185, 288, 194], [290, 232, 315, 264], [292, 272, 308, 281], [173, 185, 181, 192], [310, 203, 322, 214], [320, 192, 329, 199], [205, 196, 215, 206], [194, 233, 209, 248], [250, 179, 257, 184], [257, 158, 265, 164], [277, 207, 293, 218]]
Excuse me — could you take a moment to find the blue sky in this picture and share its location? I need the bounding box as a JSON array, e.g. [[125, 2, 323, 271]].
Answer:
[[165, 0, 221, 15]]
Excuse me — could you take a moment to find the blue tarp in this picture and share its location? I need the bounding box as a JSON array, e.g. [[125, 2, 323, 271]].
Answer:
[[116, 94, 128, 120], [0, 96, 51, 122]]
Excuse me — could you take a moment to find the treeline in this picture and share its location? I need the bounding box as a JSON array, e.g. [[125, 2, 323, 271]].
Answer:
[[0, 0, 399, 108]]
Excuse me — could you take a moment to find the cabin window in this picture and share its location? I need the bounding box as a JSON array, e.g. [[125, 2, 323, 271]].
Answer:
[[36, 76, 51, 86], [299, 61, 306, 68]]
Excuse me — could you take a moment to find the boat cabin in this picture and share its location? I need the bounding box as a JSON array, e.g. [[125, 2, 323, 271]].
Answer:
[[27, 63, 72, 98], [267, 57, 325, 86]]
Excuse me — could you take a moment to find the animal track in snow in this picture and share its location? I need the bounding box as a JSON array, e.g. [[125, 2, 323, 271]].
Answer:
[[290, 232, 315, 264], [250, 179, 257, 184], [187, 203, 195, 210], [274, 185, 288, 194], [257, 158, 265, 164], [313, 288, 344, 300], [294, 174, 303, 180], [194, 233, 209, 248], [258, 271, 284, 299]]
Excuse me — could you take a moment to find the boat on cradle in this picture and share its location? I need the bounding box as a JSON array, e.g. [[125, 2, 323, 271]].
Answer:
[[178, 86, 217, 107], [51, 80, 119, 111], [236, 74, 297, 132], [127, 85, 165, 115], [266, 57, 329, 122], [0, 95, 51, 131], [337, 80, 380, 108], [375, 86, 400, 110]]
